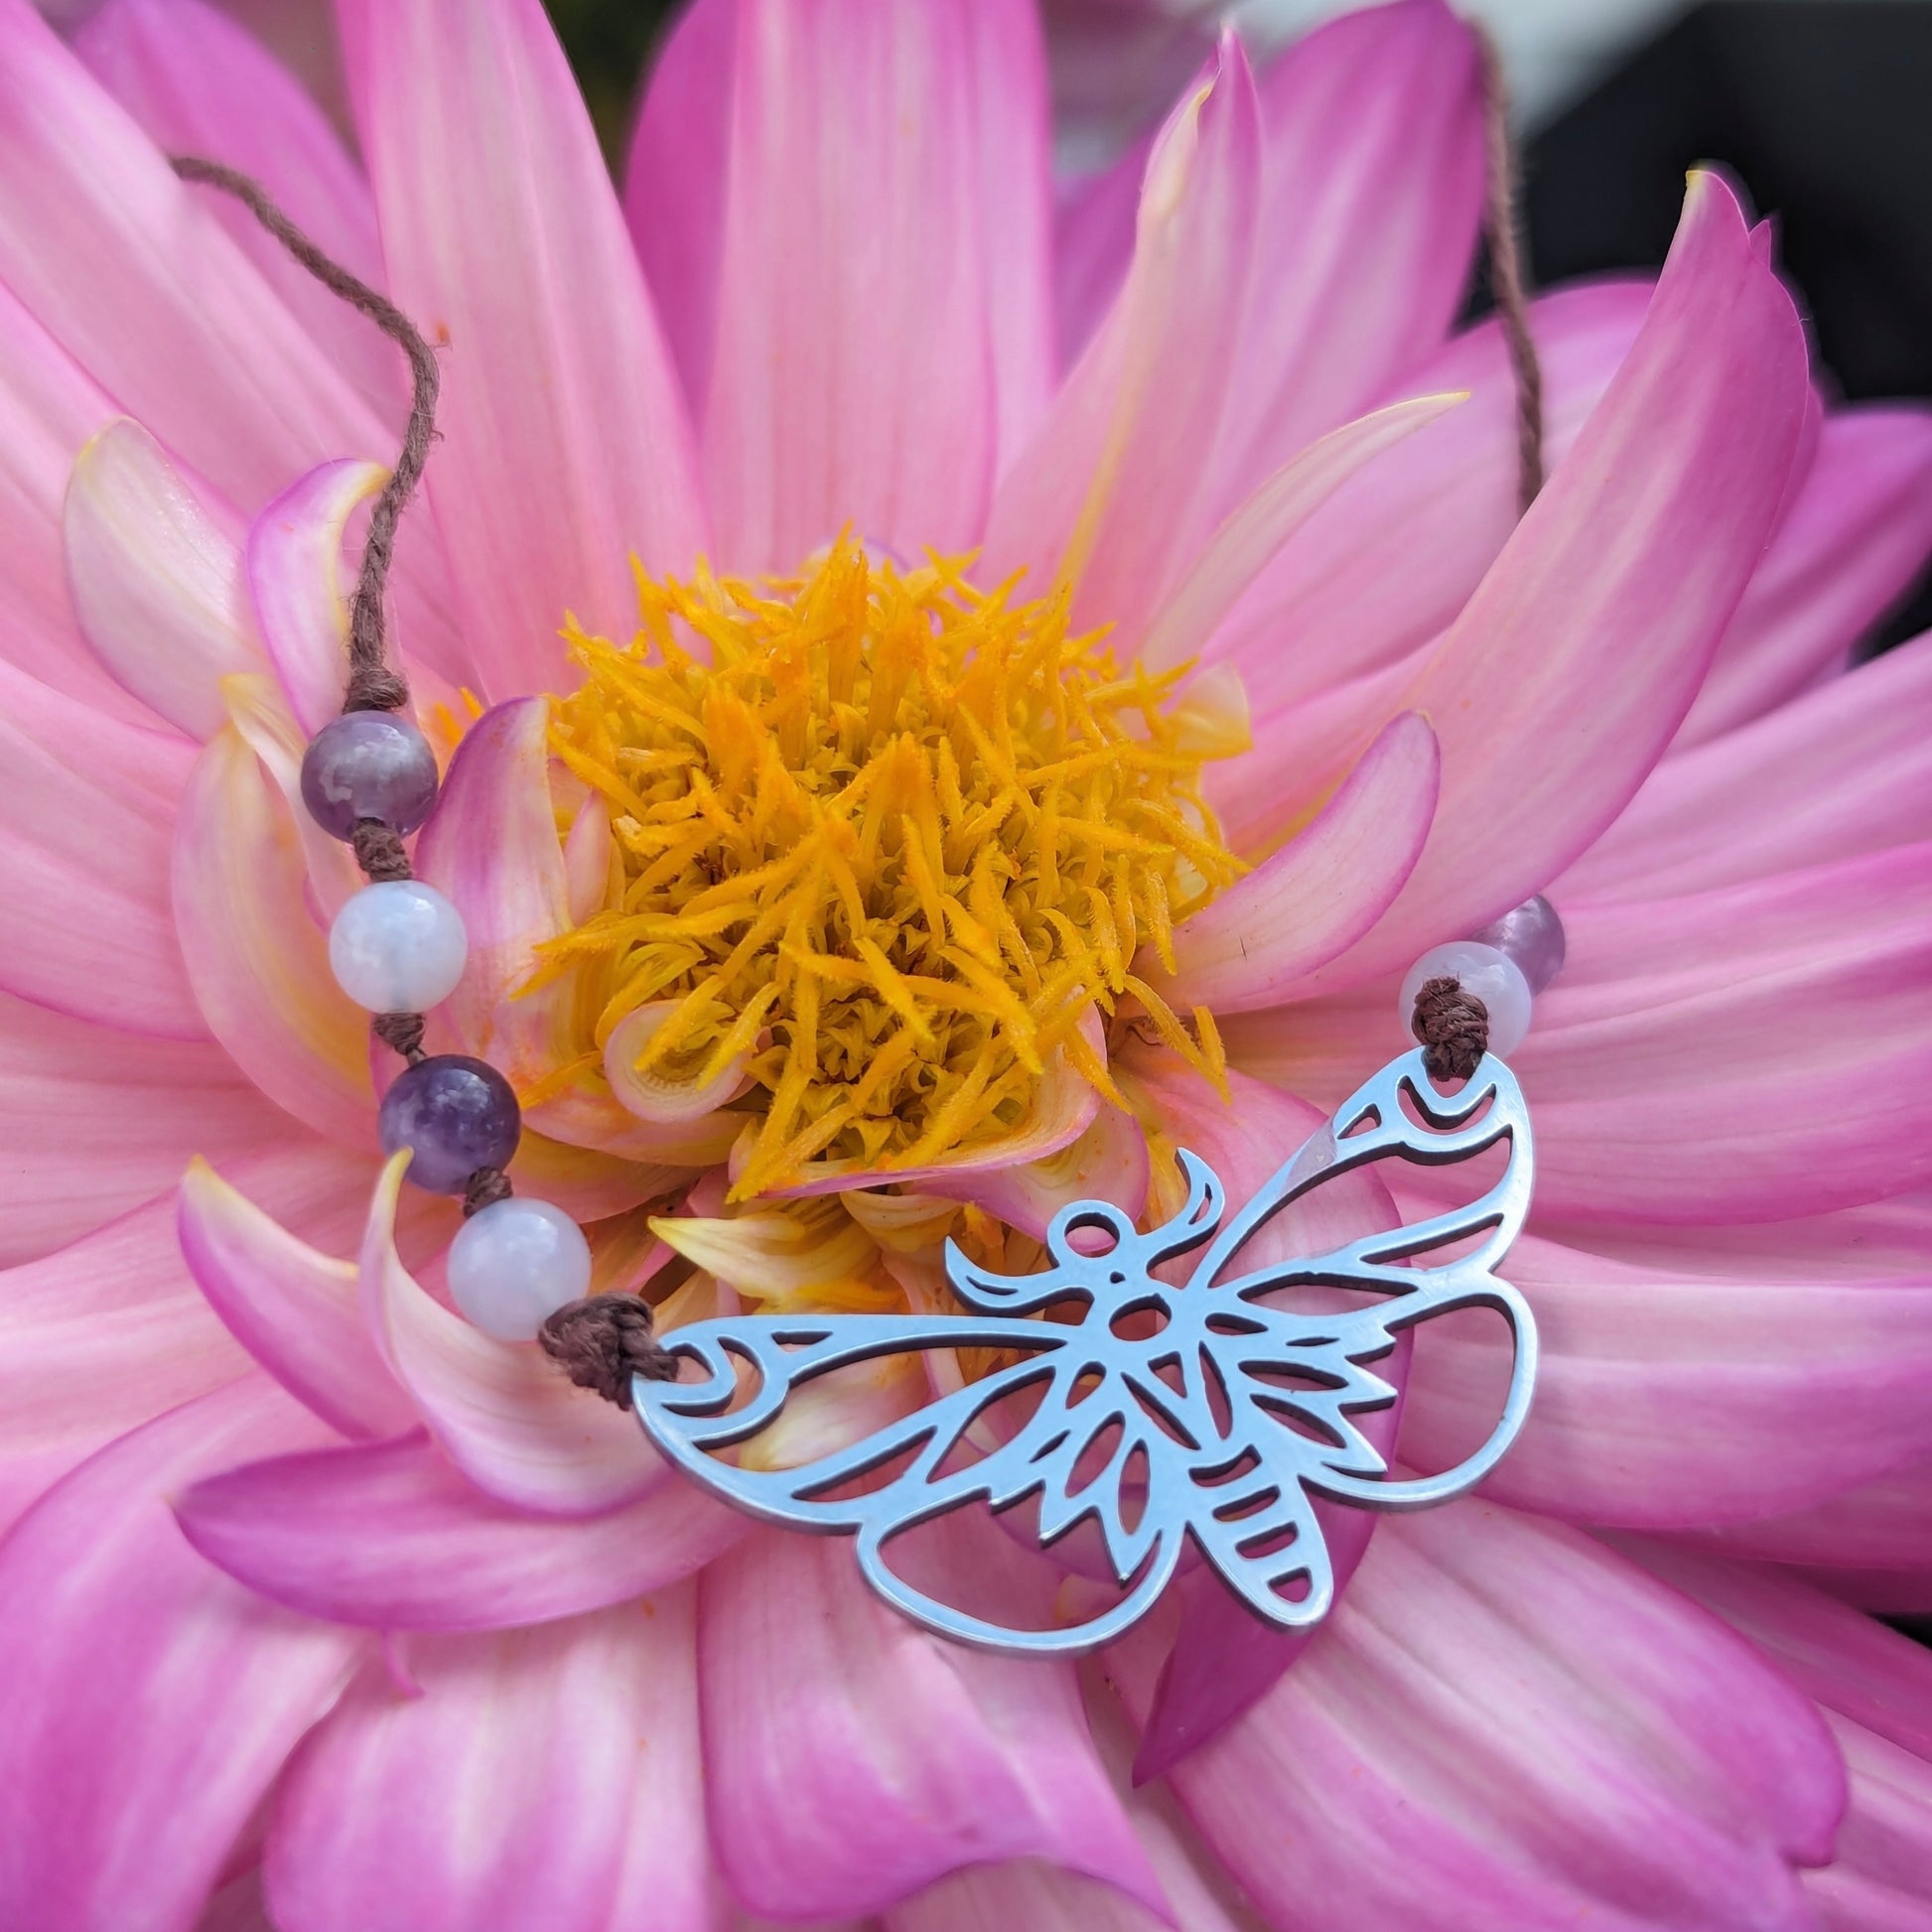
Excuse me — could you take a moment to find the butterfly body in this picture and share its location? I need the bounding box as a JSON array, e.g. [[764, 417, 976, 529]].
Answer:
[[635, 1047, 1537, 1653]]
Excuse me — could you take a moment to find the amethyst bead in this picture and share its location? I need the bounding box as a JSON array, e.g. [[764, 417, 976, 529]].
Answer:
[[1469, 894, 1567, 994], [378, 1054, 520, 1194], [301, 711, 441, 842]]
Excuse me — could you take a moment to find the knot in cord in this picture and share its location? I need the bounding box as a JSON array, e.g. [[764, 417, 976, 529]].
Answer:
[[462, 1166, 513, 1218], [539, 1297, 680, 1408], [371, 1011, 426, 1062], [1411, 975, 1490, 1082]]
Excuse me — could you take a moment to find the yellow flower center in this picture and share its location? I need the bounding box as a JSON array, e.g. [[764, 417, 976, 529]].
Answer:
[[539, 538, 1244, 1196]]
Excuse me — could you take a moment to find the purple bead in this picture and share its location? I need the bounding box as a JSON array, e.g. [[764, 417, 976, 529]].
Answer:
[[1469, 895, 1567, 994], [300, 711, 440, 842], [378, 1054, 520, 1194]]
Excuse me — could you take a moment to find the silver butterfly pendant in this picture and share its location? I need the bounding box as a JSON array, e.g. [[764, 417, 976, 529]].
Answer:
[[634, 1045, 1537, 1653]]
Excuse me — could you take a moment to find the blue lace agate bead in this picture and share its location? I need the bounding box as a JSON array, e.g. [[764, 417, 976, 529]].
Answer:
[[378, 1053, 520, 1193]]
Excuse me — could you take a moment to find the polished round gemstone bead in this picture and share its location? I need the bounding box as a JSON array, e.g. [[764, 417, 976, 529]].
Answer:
[[1400, 940, 1533, 1059], [1469, 894, 1567, 993], [328, 881, 469, 1013], [447, 1197, 592, 1340], [377, 1054, 520, 1194], [300, 710, 440, 841]]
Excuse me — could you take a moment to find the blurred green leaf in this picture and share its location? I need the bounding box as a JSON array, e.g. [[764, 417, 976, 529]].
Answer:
[[543, 0, 681, 167]]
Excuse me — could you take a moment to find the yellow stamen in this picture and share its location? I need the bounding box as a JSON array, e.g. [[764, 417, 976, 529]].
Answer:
[[542, 537, 1244, 1196]]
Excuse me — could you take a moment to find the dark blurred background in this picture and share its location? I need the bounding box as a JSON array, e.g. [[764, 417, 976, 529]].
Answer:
[[548, 0, 1932, 646]]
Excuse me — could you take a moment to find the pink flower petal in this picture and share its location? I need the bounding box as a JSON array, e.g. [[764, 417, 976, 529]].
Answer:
[[246, 458, 390, 736], [0, 0, 391, 512], [1205, 277, 1653, 723], [265, 1596, 710, 1932], [1293, 171, 1811, 992], [345, 0, 706, 697], [1053, 128, 1146, 373], [1518, 845, 1932, 1222], [697, 0, 999, 571], [0, 1378, 358, 1932], [178, 1429, 745, 1630], [1564, 630, 1932, 901], [0, 651, 205, 1037], [959, 0, 1056, 467], [1137, 392, 1463, 672], [173, 723, 375, 1144], [1679, 404, 1932, 746], [1617, 1542, 1932, 1926], [1211, 0, 1484, 505], [412, 696, 571, 1082], [1540, 1188, 1932, 1282], [72, 0, 402, 417], [196, 1871, 276, 1932], [984, 35, 1260, 633], [1107, 1504, 1845, 1931], [1399, 1217, 1932, 1529], [220, 664, 368, 919], [1, 1138, 445, 1536], [1203, 648, 1417, 856], [1162, 711, 1438, 1011], [903, 1672, 1252, 1930], [1616, 1541, 1932, 1762], [0, 278, 157, 723], [1805, 1713, 1932, 1928], [919, 1102, 1150, 1242], [0, 987, 297, 1266], [701, 1525, 1166, 1921], [359, 1152, 669, 1516], [622, 0, 735, 414], [886, 1861, 1194, 1932], [178, 1155, 417, 1441], [1673, 1453, 1932, 1574], [0, 1235, 252, 1538], [507, 1126, 693, 1223], [63, 417, 259, 741]]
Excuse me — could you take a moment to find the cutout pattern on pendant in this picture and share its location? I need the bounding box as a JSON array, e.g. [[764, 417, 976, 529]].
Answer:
[[634, 1046, 1538, 1654]]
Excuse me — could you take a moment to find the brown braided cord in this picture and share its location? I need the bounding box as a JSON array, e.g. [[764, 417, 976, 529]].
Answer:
[[349, 820, 413, 884], [171, 153, 456, 1086], [170, 154, 436, 714], [539, 1297, 680, 1408], [1474, 27, 1545, 515], [1411, 976, 1490, 1082]]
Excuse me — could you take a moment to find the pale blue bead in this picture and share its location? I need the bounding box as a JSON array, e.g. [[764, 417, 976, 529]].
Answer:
[[447, 1197, 593, 1340], [329, 881, 469, 1013], [1400, 941, 1533, 1058], [1469, 895, 1567, 993]]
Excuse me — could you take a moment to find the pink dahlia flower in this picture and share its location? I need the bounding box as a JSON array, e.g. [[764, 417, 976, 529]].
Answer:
[[2, 0, 1930, 1926]]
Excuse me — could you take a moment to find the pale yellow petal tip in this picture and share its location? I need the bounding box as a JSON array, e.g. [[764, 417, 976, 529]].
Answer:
[[70, 414, 144, 475], [180, 1154, 219, 1194], [372, 1147, 414, 1218]]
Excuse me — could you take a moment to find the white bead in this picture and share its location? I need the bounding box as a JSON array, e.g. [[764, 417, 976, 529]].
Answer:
[[447, 1197, 593, 1341], [1400, 940, 1533, 1058], [328, 881, 469, 1013]]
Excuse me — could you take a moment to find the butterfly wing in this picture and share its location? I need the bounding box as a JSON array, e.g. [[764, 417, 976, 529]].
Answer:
[[636, 1047, 1536, 1649], [633, 1309, 1187, 1652], [1164, 1047, 1537, 1621]]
